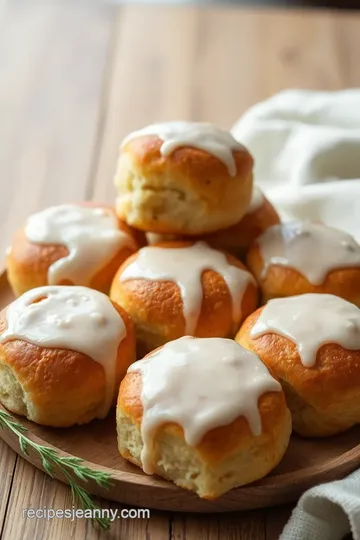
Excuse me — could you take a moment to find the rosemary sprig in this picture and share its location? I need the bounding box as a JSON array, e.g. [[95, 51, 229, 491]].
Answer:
[[0, 409, 113, 530]]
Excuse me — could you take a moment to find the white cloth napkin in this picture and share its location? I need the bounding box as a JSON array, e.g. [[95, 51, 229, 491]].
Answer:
[[232, 89, 360, 540], [280, 468, 360, 540], [232, 89, 360, 241]]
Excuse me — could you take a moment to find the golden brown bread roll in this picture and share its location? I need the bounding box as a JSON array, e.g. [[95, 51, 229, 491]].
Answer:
[[236, 293, 360, 437], [246, 221, 360, 305], [117, 336, 291, 498], [147, 187, 280, 259], [7, 202, 144, 297], [110, 241, 258, 355], [114, 122, 253, 235], [0, 285, 135, 427]]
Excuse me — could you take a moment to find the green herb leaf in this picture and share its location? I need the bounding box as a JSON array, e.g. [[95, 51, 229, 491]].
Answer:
[[0, 409, 112, 530]]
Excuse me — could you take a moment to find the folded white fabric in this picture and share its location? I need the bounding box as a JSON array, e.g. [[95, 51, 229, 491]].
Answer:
[[232, 89, 360, 539], [232, 89, 360, 241], [280, 468, 360, 540]]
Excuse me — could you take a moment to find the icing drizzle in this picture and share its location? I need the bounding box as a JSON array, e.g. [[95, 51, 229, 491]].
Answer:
[[258, 221, 360, 285], [119, 242, 255, 334], [250, 293, 360, 367], [128, 336, 281, 474], [121, 121, 245, 176], [25, 204, 134, 286], [0, 286, 126, 416]]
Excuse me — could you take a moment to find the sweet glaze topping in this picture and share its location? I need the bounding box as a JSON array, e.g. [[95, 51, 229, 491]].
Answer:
[[258, 221, 360, 285], [25, 204, 134, 286], [119, 242, 255, 334], [121, 121, 245, 176], [128, 336, 281, 474], [248, 186, 265, 214], [0, 286, 126, 416], [250, 293, 360, 367]]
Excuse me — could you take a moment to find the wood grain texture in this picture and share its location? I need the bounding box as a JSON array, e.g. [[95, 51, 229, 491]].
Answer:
[[2, 305, 360, 517], [1, 458, 169, 540], [91, 6, 360, 206], [0, 0, 114, 265], [171, 511, 266, 540], [90, 4, 201, 203], [2, 273, 360, 530], [1, 2, 360, 539], [0, 442, 17, 537], [0, 1, 20, 535], [0, 0, 117, 538]]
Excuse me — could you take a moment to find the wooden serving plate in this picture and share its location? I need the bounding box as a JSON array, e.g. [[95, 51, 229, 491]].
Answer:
[[1, 271, 360, 512]]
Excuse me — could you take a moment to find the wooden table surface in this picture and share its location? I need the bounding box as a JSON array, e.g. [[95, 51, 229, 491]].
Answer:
[[0, 1, 360, 538]]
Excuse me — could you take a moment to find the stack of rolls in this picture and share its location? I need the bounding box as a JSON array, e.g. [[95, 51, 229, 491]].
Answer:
[[2, 119, 360, 501], [146, 186, 280, 259], [110, 121, 280, 353], [111, 121, 360, 492]]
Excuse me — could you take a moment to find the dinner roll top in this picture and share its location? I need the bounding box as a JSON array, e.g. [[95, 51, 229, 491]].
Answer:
[[0, 286, 135, 427], [114, 122, 253, 235], [7, 203, 142, 297], [110, 241, 258, 354], [247, 221, 360, 305], [117, 336, 291, 499], [236, 293, 360, 437]]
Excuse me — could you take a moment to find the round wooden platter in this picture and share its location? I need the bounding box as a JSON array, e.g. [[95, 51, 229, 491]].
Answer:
[[1, 272, 360, 512]]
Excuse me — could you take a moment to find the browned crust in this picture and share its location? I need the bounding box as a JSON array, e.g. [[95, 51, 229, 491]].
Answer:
[[116, 136, 254, 235], [110, 241, 258, 353], [0, 299, 136, 420], [118, 369, 288, 465], [151, 196, 280, 259], [246, 241, 360, 306], [200, 195, 280, 258], [236, 306, 360, 413], [6, 203, 144, 296], [122, 135, 254, 195]]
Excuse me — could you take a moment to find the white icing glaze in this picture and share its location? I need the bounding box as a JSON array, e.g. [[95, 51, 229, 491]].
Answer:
[[121, 121, 244, 176], [0, 286, 126, 417], [128, 336, 281, 474], [248, 186, 265, 214], [25, 205, 134, 286], [250, 293, 360, 368], [258, 221, 360, 285], [119, 242, 255, 334]]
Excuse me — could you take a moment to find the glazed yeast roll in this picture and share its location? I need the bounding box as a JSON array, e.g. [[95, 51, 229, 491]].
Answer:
[[117, 337, 291, 499], [247, 221, 360, 304], [147, 186, 280, 259], [110, 241, 258, 354], [236, 294, 360, 437], [0, 286, 135, 427], [114, 122, 253, 235], [7, 203, 142, 297], [193, 187, 279, 258]]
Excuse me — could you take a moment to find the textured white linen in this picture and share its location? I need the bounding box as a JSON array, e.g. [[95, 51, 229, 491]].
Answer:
[[280, 468, 360, 540], [232, 89, 360, 241], [232, 89, 360, 540]]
